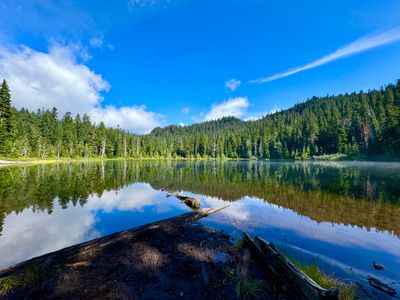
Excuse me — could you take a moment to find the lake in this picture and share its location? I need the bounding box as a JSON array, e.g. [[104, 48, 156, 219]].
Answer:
[[0, 160, 399, 296]]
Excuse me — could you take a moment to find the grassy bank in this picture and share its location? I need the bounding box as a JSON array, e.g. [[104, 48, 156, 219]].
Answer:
[[311, 153, 400, 162], [291, 260, 356, 300], [1, 153, 399, 166], [235, 236, 356, 300], [0, 157, 124, 167]]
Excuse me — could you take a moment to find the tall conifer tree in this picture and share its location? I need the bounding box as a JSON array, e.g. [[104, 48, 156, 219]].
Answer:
[[0, 79, 12, 152], [0, 79, 12, 132]]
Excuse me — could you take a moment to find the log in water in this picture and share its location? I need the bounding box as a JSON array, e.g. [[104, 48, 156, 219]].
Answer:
[[243, 233, 339, 300], [167, 192, 201, 209]]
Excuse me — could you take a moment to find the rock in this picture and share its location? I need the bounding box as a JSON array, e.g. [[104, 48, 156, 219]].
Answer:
[[372, 261, 386, 270]]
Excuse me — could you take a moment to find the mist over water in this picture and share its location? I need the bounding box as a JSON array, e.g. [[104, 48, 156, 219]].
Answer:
[[0, 160, 399, 296]]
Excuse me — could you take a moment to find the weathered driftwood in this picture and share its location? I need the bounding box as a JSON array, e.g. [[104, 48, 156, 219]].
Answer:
[[243, 233, 339, 300], [0, 207, 228, 279], [367, 276, 397, 296], [167, 192, 201, 209], [190, 205, 230, 221]]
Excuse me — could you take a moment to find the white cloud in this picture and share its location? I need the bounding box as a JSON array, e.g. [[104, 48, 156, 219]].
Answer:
[[225, 78, 241, 91], [56, 42, 93, 62], [0, 45, 108, 114], [182, 107, 190, 114], [204, 97, 249, 121], [251, 26, 400, 83], [0, 45, 162, 133], [90, 105, 163, 134]]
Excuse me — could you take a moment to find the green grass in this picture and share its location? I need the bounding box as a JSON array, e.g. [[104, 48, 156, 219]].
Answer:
[[292, 261, 356, 300], [0, 262, 51, 296], [223, 267, 263, 299], [234, 277, 263, 298], [0, 276, 20, 296]]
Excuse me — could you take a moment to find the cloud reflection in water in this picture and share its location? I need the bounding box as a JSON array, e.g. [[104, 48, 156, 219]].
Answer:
[[0, 183, 186, 269]]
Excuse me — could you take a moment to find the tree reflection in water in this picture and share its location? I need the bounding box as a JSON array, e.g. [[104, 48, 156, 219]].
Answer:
[[1, 160, 399, 237]]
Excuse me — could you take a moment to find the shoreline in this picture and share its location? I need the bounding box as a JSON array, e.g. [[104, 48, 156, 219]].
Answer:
[[0, 209, 352, 300], [0, 210, 283, 299], [0, 155, 399, 167], [0, 160, 29, 167]]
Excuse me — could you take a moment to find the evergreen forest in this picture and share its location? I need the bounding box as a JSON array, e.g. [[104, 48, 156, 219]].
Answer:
[[0, 79, 399, 159]]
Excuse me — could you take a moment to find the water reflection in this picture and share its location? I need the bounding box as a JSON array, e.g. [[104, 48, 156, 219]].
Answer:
[[0, 160, 399, 294], [198, 194, 400, 295], [0, 181, 190, 268], [0, 202, 98, 269], [88, 183, 161, 212]]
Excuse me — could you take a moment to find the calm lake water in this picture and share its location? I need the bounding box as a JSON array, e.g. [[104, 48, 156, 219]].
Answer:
[[0, 160, 399, 297]]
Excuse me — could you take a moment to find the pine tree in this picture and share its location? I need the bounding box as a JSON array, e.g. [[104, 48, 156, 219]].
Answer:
[[0, 79, 12, 132], [0, 79, 12, 152]]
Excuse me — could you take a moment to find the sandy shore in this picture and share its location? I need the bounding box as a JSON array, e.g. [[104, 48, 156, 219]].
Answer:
[[0, 160, 28, 167]]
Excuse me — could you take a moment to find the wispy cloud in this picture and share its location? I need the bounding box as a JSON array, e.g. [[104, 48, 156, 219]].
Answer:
[[128, 0, 156, 11], [182, 107, 190, 114], [204, 97, 249, 121], [225, 78, 241, 91], [89, 37, 103, 48], [268, 104, 280, 114], [251, 26, 400, 83], [127, 0, 170, 11]]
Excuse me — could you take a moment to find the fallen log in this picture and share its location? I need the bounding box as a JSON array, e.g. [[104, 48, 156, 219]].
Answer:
[[3, 205, 277, 300], [367, 276, 397, 297], [167, 192, 201, 209], [0, 207, 228, 279], [0, 206, 340, 300], [243, 233, 339, 300]]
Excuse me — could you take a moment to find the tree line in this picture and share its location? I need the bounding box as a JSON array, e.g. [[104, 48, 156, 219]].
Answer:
[[0, 78, 399, 159]]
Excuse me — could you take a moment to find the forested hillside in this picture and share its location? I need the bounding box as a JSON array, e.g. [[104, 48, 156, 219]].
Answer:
[[0, 79, 399, 159]]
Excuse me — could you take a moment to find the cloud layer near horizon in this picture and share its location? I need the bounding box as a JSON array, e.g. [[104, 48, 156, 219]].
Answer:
[[204, 97, 249, 121], [251, 26, 400, 83], [0, 45, 162, 133]]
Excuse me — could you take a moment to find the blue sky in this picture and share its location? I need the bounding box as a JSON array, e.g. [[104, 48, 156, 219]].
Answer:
[[1, 0, 400, 133]]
